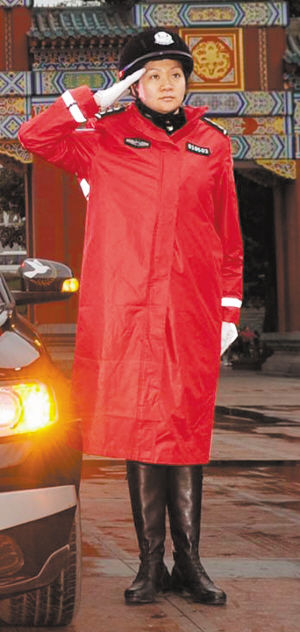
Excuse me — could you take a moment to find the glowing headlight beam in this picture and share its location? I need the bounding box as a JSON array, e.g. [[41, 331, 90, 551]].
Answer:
[[0, 382, 57, 435]]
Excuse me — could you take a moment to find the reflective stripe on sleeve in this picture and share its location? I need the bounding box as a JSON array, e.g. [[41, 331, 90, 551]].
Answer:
[[221, 297, 242, 308], [62, 90, 86, 123], [0, 485, 77, 530], [80, 178, 90, 199]]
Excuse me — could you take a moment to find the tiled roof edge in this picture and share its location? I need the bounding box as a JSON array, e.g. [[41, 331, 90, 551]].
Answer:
[[28, 7, 138, 39]]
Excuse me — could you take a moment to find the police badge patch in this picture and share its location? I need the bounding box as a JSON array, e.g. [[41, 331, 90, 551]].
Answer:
[[186, 142, 211, 156], [125, 138, 151, 149]]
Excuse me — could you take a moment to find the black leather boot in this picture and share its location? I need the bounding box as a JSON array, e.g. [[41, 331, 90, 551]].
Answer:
[[167, 465, 226, 605], [124, 461, 171, 604]]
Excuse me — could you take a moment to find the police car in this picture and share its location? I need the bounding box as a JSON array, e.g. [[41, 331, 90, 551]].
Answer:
[[0, 259, 81, 626]]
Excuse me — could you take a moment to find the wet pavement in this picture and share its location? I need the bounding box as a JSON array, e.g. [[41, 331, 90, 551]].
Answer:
[[75, 458, 300, 631], [2, 455, 299, 632], [216, 366, 300, 426], [211, 411, 300, 464], [1, 341, 299, 631], [75, 457, 300, 632]]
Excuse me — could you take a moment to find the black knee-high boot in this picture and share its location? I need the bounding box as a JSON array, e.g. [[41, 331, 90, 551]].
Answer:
[[124, 461, 171, 604], [167, 465, 226, 605]]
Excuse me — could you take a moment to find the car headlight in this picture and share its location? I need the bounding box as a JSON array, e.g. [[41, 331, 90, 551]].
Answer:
[[0, 382, 57, 436]]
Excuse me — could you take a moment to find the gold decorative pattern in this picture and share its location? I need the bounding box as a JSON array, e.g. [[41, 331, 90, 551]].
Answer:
[[135, 4, 289, 28], [0, 140, 32, 164], [180, 28, 244, 91], [294, 97, 300, 132], [194, 39, 233, 81], [188, 6, 235, 23], [0, 97, 26, 116], [4, 9, 13, 72], [212, 117, 287, 135], [256, 159, 296, 179], [258, 28, 268, 91]]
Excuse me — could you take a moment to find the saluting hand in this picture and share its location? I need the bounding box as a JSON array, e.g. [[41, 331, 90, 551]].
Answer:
[[94, 68, 145, 109]]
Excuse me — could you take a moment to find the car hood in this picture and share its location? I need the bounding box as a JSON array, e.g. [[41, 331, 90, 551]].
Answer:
[[0, 330, 40, 369], [0, 309, 43, 371]]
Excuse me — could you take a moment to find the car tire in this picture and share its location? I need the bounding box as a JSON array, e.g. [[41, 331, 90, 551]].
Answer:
[[0, 504, 81, 627]]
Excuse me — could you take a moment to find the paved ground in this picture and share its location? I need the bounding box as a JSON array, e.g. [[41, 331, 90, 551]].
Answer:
[[216, 366, 300, 426], [76, 457, 300, 632], [213, 366, 300, 463], [5, 338, 297, 632]]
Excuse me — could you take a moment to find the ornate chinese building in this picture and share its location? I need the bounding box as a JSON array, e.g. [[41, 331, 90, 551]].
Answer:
[[1, 0, 300, 369]]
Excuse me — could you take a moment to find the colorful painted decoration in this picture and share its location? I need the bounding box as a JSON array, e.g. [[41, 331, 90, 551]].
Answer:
[[212, 116, 292, 136], [184, 91, 293, 116], [180, 28, 244, 91], [33, 70, 118, 95], [295, 135, 300, 159], [0, 96, 28, 117], [0, 0, 32, 6], [0, 139, 31, 163], [256, 159, 296, 180], [294, 93, 300, 132], [0, 115, 26, 139], [31, 96, 55, 116], [0, 72, 32, 96], [230, 134, 293, 160], [134, 3, 288, 28]]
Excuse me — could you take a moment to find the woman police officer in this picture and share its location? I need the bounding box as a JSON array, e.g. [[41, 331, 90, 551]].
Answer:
[[19, 27, 243, 606]]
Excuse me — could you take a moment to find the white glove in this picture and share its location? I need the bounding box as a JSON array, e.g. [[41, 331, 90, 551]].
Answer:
[[94, 68, 146, 109], [221, 322, 238, 356]]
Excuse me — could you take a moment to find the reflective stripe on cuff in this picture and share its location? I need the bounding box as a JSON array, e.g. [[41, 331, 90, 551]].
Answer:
[[221, 297, 242, 308], [0, 485, 77, 530], [80, 178, 90, 199], [62, 90, 86, 123]]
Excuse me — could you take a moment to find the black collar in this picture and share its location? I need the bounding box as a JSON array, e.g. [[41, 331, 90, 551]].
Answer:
[[136, 98, 186, 135]]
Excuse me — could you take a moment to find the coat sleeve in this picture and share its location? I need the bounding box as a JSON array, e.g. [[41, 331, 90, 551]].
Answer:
[[214, 136, 243, 324], [18, 86, 100, 187]]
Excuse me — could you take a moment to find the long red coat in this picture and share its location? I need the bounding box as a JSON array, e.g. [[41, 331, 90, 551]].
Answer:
[[19, 86, 243, 465]]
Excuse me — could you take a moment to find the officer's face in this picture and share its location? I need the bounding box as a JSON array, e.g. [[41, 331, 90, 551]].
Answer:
[[137, 59, 186, 114]]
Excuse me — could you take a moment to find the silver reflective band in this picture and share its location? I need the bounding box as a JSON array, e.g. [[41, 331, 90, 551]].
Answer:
[[121, 50, 193, 75], [221, 297, 242, 308], [62, 90, 86, 123], [0, 485, 77, 530], [80, 178, 90, 199]]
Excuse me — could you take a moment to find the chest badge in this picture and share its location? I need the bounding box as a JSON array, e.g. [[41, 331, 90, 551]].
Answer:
[[186, 142, 211, 156], [125, 138, 151, 149]]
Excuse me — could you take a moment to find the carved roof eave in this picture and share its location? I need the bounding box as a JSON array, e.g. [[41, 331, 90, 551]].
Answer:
[[28, 34, 128, 52], [27, 7, 138, 48]]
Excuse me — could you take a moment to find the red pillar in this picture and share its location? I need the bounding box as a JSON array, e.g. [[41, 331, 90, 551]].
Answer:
[[0, 7, 31, 70], [32, 156, 85, 325], [274, 160, 300, 332]]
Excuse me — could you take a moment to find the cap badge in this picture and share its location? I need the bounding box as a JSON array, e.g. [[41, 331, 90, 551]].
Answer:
[[154, 31, 174, 46]]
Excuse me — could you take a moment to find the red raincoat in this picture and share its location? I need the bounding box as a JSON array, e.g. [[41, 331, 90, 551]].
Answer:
[[19, 86, 243, 465]]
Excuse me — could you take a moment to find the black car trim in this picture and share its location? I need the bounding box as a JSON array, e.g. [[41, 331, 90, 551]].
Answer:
[[0, 545, 69, 595]]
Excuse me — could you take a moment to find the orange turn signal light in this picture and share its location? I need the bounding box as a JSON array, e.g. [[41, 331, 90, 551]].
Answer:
[[61, 277, 79, 293]]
